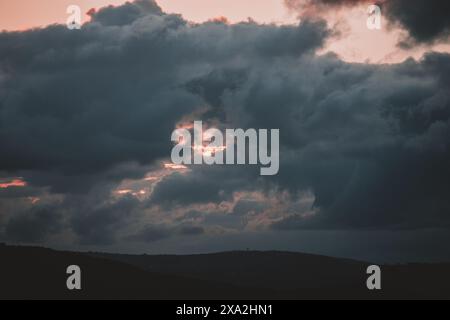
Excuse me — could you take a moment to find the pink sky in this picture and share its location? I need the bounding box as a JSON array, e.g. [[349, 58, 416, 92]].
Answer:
[[0, 0, 295, 30], [0, 0, 449, 63]]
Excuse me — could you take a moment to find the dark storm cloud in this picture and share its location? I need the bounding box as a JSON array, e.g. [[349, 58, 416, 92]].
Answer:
[[0, 0, 329, 194], [166, 49, 450, 230], [3, 205, 63, 243], [178, 225, 205, 236], [149, 166, 261, 208], [127, 224, 171, 242], [0, 0, 330, 247], [70, 196, 140, 245], [264, 53, 450, 230], [0, 185, 41, 199], [149, 171, 230, 207], [284, 0, 450, 45], [126, 224, 204, 243], [231, 199, 267, 216], [385, 0, 450, 46]]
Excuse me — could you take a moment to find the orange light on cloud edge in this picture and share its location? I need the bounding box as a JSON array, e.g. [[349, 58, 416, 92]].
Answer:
[[28, 197, 41, 204], [164, 163, 188, 170], [0, 178, 27, 189]]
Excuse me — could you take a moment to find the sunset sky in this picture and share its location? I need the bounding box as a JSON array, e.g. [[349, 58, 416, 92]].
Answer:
[[1, 0, 450, 262], [0, 0, 295, 29]]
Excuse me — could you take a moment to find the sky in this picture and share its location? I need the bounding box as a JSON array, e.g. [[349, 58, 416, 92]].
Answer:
[[0, 0, 450, 262], [0, 0, 295, 29]]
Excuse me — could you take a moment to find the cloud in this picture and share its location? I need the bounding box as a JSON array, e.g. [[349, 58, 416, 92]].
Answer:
[[384, 0, 450, 46], [89, 0, 163, 26], [0, 0, 329, 194], [178, 225, 205, 236], [149, 166, 260, 207], [176, 50, 450, 231], [3, 205, 63, 243], [127, 224, 171, 242], [69, 195, 141, 245]]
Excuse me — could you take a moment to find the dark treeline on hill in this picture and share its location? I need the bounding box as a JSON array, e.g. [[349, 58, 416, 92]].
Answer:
[[0, 244, 449, 300]]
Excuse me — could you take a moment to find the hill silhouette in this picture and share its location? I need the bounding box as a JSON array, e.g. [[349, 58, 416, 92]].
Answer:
[[0, 244, 449, 299]]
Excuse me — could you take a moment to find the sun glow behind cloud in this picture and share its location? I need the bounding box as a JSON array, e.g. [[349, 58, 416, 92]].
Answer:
[[113, 161, 190, 201], [312, 4, 450, 63], [0, 178, 27, 189]]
